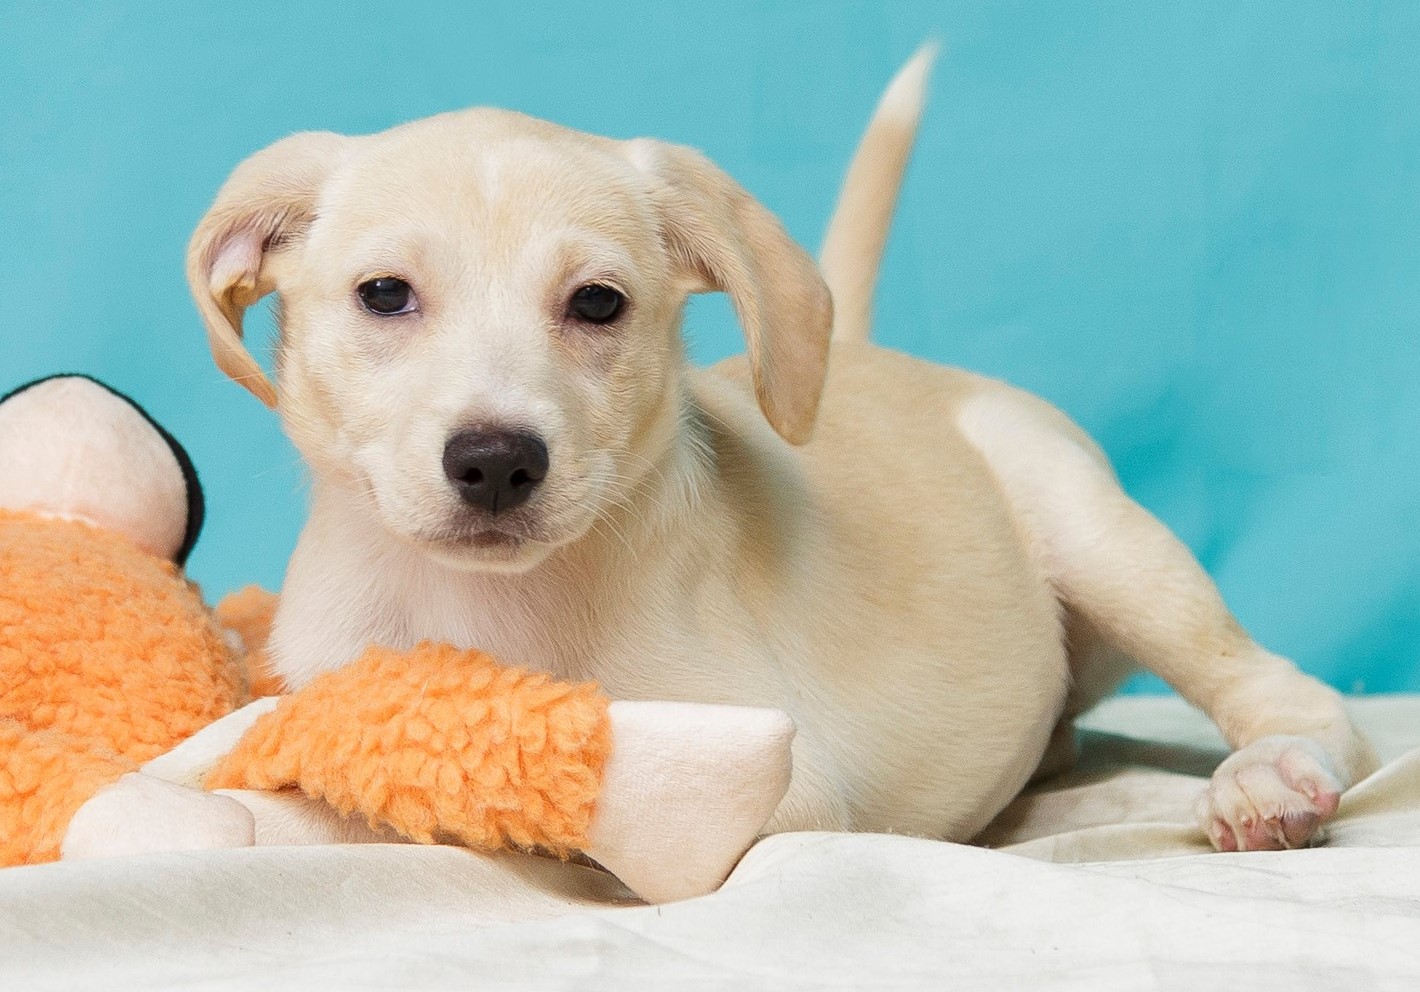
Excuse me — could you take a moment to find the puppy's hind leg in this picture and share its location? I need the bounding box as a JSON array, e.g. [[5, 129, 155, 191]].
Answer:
[[1030, 615, 1139, 783], [959, 387, 1379, 852]]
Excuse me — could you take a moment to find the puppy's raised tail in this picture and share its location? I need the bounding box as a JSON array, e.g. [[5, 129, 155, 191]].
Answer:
[[819, 43, 936, 345]]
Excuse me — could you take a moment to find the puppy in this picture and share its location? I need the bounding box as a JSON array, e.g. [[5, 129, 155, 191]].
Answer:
[[188, 49, 1376, 852]]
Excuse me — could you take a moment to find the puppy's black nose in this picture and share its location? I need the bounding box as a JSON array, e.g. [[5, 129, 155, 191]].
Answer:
[[442, 429, 549, 514]]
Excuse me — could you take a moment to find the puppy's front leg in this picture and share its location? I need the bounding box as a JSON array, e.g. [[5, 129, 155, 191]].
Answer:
[[961, 389, 1379, 851]]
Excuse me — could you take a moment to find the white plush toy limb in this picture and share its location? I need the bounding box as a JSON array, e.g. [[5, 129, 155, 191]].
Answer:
[[64, 698, 795, 904], [583, 702, 796, 903], [61, 775, 256, 860]]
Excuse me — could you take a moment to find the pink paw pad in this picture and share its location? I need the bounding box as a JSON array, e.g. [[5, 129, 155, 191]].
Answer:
[[1196, 736, 1344, 853]]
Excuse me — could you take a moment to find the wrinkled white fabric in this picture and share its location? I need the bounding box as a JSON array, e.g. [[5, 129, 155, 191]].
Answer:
[[3, 696, 1418, 991]]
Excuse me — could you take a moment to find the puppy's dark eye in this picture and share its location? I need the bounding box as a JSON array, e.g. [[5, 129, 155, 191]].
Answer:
[[568, 284, 625, 325], [357, 277, 417, 315]]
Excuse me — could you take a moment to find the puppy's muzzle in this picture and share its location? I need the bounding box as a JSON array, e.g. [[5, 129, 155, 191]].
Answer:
[[442, 428, 549, 514]]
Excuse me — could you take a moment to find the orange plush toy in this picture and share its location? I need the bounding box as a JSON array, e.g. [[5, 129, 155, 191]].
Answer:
[[0, 375, 252, 865], [1, 376, 795, 902]]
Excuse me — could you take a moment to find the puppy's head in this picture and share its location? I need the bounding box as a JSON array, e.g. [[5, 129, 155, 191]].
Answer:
[[188, 109, 831, 572]]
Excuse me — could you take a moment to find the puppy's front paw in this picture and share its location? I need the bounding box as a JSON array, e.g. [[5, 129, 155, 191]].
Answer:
[[62, 772, 256, 860], [1196, 735, 1343, 852]]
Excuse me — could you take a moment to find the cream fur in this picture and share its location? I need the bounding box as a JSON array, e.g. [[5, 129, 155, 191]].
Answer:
[[186, 49, 1377, 852]]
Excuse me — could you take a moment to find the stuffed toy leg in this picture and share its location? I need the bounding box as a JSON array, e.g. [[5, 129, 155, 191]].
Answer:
[[132, 640, 795, 904]]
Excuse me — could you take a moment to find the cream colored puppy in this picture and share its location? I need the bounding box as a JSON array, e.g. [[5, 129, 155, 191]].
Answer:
[[188, 50, 1376, 853]]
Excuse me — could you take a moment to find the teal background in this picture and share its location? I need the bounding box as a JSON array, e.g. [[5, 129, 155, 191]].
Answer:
[[2, 2, 1418, 692]]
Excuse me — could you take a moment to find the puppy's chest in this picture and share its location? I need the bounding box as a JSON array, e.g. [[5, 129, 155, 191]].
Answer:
[[394, 577, 770, 704]]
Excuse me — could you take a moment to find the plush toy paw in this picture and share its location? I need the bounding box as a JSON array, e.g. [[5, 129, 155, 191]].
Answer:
[[1195, 735, 1344, 852], [61, 773, 255, 860], [583, 701, 795, 903]]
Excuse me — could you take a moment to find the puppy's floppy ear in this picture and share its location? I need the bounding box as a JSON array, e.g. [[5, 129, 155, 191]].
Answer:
[[625, 140, 833, 445], [186, 132, 349, 407]]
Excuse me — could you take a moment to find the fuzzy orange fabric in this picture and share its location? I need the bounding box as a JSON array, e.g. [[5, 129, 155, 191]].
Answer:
[[207, 642, 613, 856], [0, 510, 242, 866], [215, 585, 286, 697], [0, 722, 130, 865]]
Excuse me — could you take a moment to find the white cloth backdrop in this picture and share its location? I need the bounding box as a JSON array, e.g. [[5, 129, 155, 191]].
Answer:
[[3, 696, 1418, 991]]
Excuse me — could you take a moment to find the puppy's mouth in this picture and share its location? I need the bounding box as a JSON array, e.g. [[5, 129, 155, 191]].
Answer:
[[465, 530, 524, 549], [420, 522, 541, 551], [405, 515, 563, 572]]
